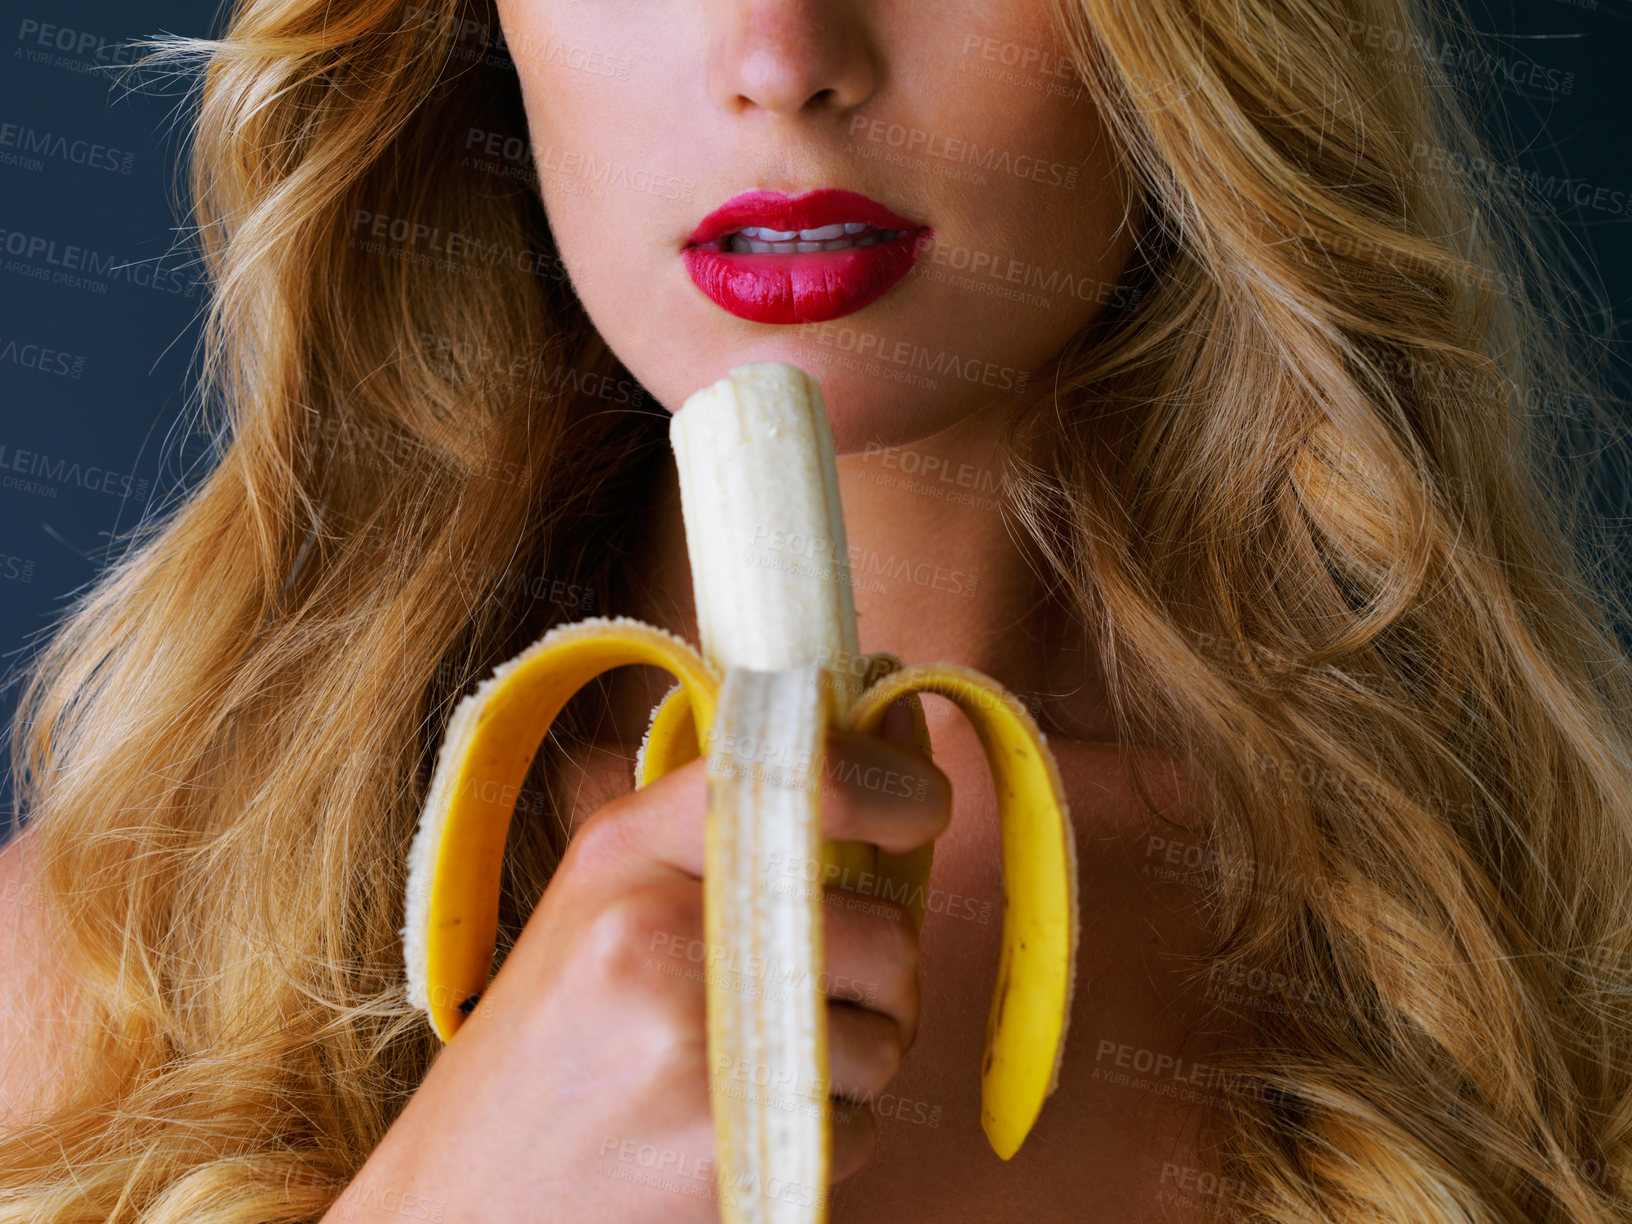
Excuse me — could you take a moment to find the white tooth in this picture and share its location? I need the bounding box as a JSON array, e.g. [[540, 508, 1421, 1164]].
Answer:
[[727, 233, 880, 255], [731, 223, 890, 247]]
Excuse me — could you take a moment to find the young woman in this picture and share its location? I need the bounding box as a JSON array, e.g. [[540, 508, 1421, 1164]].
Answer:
[[3, 0, 1629, 1220]]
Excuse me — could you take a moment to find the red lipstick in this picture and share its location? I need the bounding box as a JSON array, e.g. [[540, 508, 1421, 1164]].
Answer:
[[682, 189, 932, 325]]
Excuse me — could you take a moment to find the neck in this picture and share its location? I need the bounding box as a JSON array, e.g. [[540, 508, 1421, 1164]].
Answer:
[[609, 396, 1115, 746]]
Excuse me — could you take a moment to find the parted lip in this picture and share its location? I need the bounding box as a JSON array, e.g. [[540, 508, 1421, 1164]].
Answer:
[[685, 188, 927, 247]]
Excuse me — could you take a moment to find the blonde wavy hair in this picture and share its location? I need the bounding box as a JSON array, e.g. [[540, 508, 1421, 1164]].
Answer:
[[5, 0, 1631, 1219]]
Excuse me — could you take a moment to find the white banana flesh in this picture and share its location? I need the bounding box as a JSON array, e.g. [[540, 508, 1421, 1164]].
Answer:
[[669, 361, 862, 708], [672, 366, 865, 1223]]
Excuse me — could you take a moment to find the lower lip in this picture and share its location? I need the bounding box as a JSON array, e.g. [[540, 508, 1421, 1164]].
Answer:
[[683, 229, 932, 325]]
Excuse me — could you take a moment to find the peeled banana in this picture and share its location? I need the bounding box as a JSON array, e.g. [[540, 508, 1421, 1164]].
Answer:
[[401, 363, 1079, 1222]]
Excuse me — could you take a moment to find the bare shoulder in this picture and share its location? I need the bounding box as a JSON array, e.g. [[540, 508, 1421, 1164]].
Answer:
[[0, 825, 90, 1132]]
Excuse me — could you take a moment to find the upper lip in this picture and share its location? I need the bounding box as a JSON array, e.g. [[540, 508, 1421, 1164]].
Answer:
[[685, 188, 927, 246]]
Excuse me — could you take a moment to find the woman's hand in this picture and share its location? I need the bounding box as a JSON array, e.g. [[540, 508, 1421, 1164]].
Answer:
[[322, 706, 949, 1224]]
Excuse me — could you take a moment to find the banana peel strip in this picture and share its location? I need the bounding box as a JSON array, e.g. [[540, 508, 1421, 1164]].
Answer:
[[633, 680, 700, 786], [848, 662, 1079, 1162], [403, 615, 719, 1041]]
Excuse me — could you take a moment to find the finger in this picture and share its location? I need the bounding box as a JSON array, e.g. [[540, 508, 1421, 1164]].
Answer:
[[821, 887, 920, 1048], [824, 1001, 904, 1103], [827, 1098, 877, 1183], [565, 724, 950, 890], [560, 754, 713, 888], [877, 693, 934, 765], [817, 726, 951, 855]]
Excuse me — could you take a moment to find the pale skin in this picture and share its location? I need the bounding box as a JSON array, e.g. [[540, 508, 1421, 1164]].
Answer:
[[0, 1, 1237, 1220]]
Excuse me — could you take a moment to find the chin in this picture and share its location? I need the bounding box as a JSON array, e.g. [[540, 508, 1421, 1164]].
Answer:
[[642, 341, 995, 456]]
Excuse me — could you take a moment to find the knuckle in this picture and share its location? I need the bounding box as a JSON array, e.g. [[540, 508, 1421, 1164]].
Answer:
[[855, 1012, 904, 1085], [573, 885, 700, 989], [564, 805, 639, 876], [644, 1021, 710, 1093], [872, 903, 920, 976]]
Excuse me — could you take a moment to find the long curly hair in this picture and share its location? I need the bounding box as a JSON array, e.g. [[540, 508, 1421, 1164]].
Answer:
[[4, 0, 1631, 1220]]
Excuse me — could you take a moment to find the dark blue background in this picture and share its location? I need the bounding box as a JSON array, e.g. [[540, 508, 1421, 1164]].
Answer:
[[2, 0, 1630, 816]]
